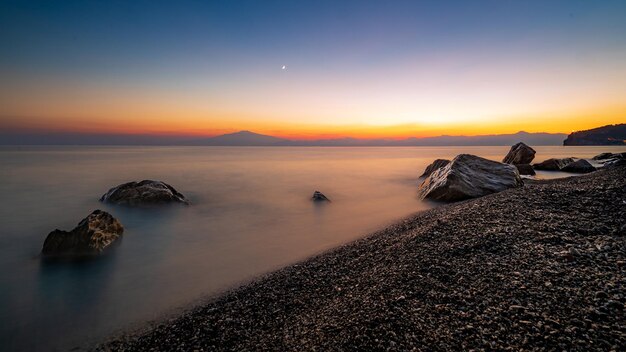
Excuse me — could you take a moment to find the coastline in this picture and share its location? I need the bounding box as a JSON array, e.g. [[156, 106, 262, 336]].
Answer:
[[98, 166, 626, 351]]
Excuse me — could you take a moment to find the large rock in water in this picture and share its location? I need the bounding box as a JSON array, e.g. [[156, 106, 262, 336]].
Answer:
[[419, 159, 450, 178], [42, 210, 124, 257], [561, 159, 596, 173], [100, 180, 189, 205], [418, 154, 523, 202], [533, 157, 576, 171], [503, 142, 536, 165]]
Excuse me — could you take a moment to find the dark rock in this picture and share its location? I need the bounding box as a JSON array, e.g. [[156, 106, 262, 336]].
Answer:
[[312, 191, 330, 202], [419, 159, 450, 178], [100, 180, 189, 205], [533, 157, 576, 171], [515, 164, 536, 176], [603, 158, 626, 169], [596, 153, 626, 169], [503, 142, 536, 164], [417, 154, 523, 201], [42, 210, 123, 256], [561, 159, 596, 174], [592, 152, 615, 160]]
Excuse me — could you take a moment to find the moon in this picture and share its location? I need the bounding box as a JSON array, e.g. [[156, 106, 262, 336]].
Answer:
[[282, 65, 286, 70]]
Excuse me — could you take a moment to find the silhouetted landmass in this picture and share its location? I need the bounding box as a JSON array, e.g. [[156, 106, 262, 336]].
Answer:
[[0, 129, 567, 146], [563, 124, 626, 146], [0, 130, 195, 145], [189, 130, 568, 146], [189, 130, 289, 146]]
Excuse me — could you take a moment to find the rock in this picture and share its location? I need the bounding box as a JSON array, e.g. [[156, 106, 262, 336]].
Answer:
[[417, 154, 523, 202], [503, 142, 536, 165], [42, 210, 124, 256], [312, 191, 330, 202], [595, 153, 626, 169], [515, 164, 536, 176], [603, 158, 626, 169], [420, 159, 450, 178], [100, 180, 189, 205], [533, 158, 576, 171], [561, 159, 596, 174], [592, 152, 615, 160]]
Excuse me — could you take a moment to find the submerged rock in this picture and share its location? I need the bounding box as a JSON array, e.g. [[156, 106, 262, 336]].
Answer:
[[418, 154, 523, 202], [533, 158, 576, 171], [312, 191, 330, 202], [100, 180, 189, 205], [420, 159, 450, 178], [561, 159, 596, 174], [515, 164, 536, 176], [42, 210, 124, 257], [503, 142, 536, 165]]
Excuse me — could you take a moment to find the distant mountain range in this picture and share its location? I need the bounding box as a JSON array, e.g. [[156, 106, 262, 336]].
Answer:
[[0, 129, 569, 146], [563, 124, 626, 146], [188, 130, 568, 146]]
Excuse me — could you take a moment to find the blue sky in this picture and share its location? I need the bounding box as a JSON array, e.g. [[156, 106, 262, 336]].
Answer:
[[1, 0, 625, 137]]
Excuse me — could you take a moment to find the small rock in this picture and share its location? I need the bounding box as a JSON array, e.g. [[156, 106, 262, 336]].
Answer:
[[595, 291, 608, 299], [312, 191, 330, 202]]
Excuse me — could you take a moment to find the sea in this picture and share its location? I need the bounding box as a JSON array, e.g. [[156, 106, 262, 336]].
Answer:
[[1, 145, 624, 351]]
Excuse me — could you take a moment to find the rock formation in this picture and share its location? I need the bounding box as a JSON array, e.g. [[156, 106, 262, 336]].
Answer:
[[533, 158, 576, 171], [560, 159, 597, 173], [100, 180, 189, 205], [503, 142, 536, 165], [418, 154, 523, 202], [42, 210, 124, 257]]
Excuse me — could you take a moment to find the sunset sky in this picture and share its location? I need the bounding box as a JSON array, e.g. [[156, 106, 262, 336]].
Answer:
[[1, 0, 625, 139]]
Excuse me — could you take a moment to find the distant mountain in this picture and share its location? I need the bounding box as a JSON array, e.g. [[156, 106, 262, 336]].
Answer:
[[189, 130, 289, 146], [388, 131, 567, 146], [0, 130, 195, 145], [563, 124, 626, 146], [277, 131, 567, 147], [0, 129, 569, 146]]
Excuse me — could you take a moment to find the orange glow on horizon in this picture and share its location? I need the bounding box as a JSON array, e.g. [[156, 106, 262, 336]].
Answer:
[[2, 109, 625, 140]]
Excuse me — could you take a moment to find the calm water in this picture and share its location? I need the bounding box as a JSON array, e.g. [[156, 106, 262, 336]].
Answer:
[[1, 145, 624, 351]]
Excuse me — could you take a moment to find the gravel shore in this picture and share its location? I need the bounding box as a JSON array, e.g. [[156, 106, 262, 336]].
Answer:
[[99, 166, 626, 351]]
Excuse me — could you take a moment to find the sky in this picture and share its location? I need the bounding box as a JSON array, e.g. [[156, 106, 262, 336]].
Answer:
[[0, 0, 625, 139]]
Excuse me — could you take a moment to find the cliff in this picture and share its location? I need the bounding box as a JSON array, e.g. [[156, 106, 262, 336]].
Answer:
[[563, 124, 626, 145]]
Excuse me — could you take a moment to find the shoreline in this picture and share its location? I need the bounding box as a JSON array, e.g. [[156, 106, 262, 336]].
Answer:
[[98, 166, 626, 351]]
